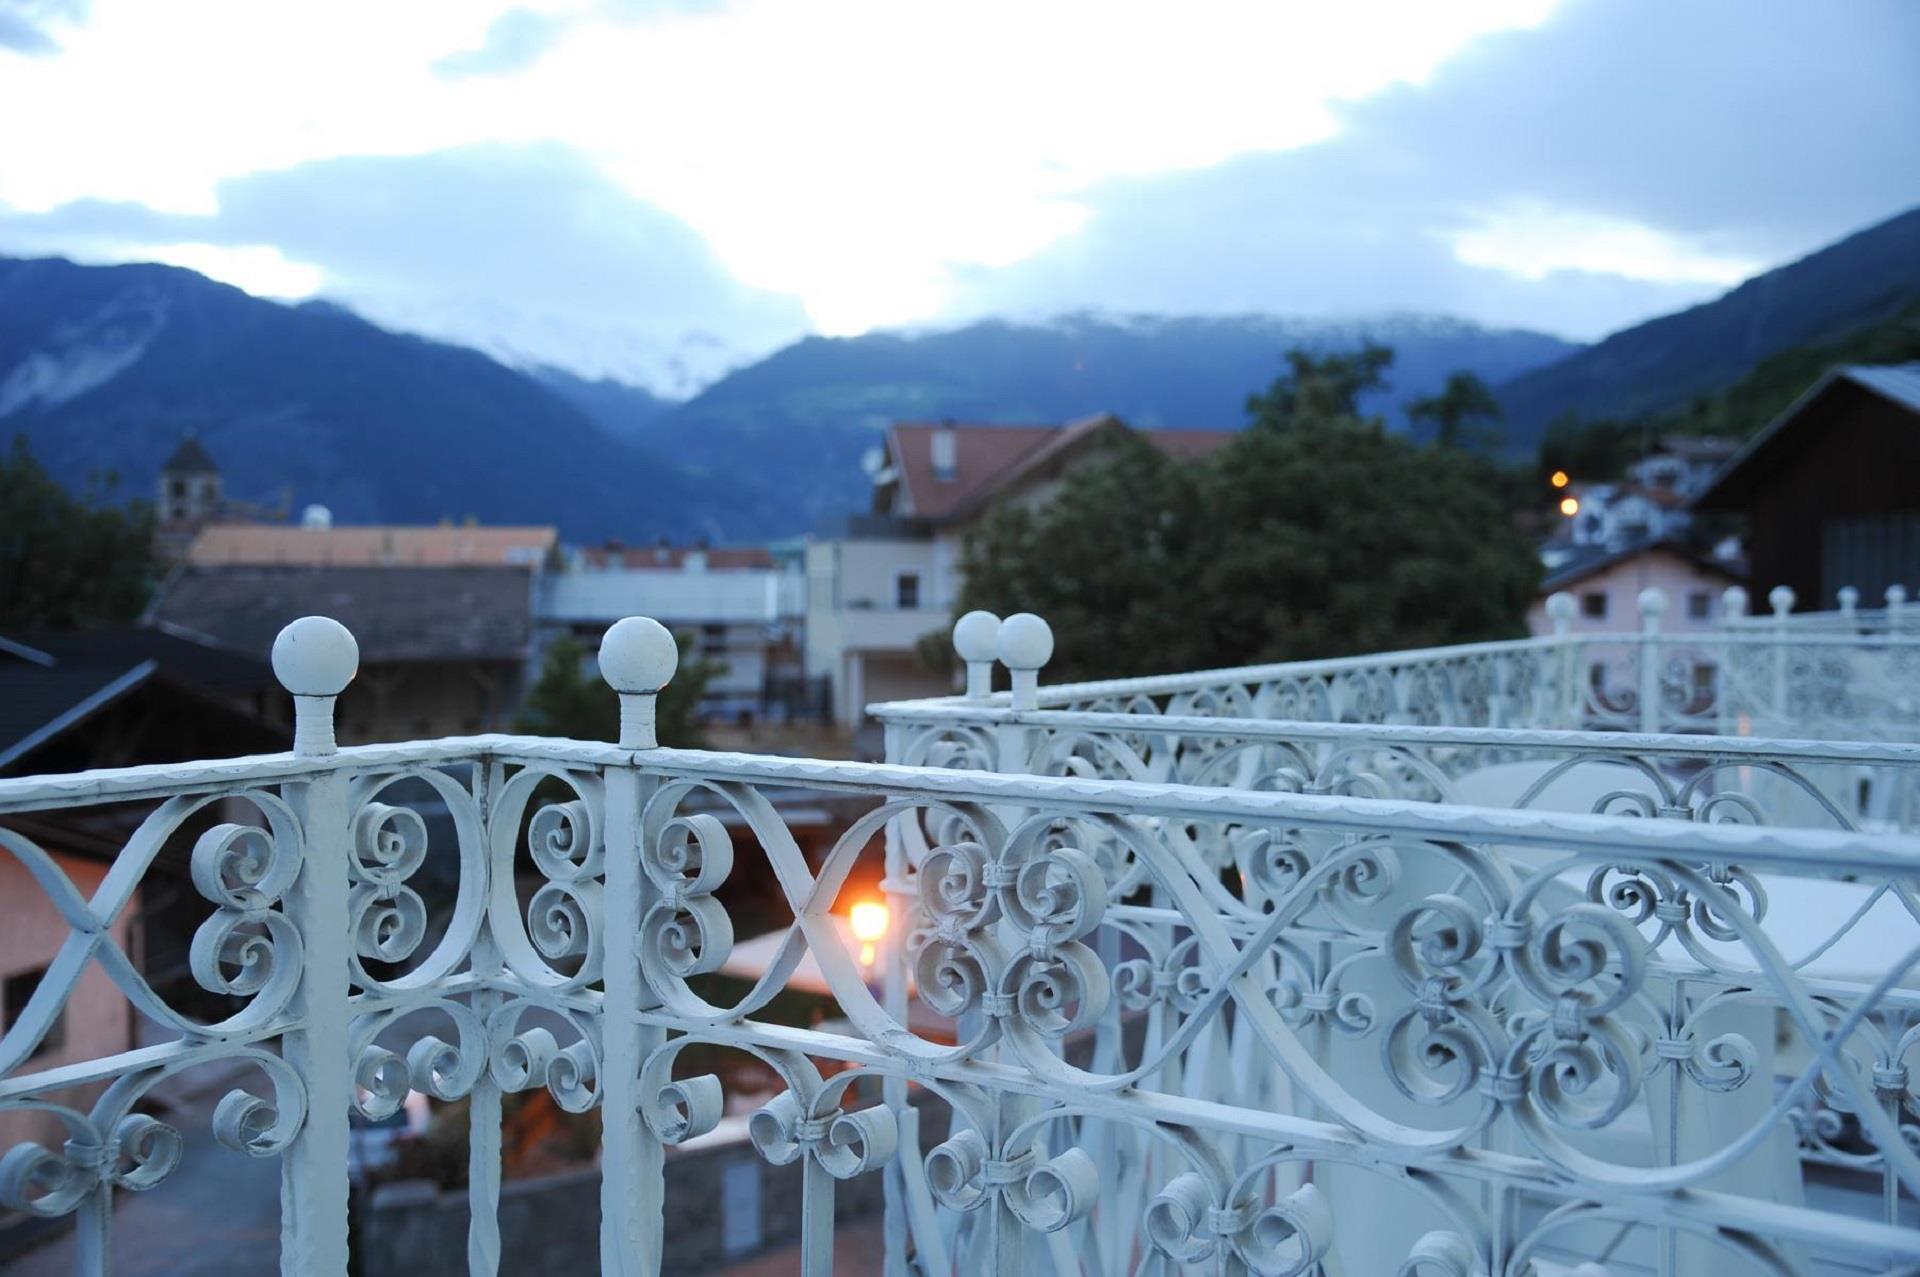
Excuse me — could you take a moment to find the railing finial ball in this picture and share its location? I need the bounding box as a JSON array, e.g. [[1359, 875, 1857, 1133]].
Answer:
[[272, 616, 357, 755], [1838, 585, 1860, 612], [997, 613, 1054, 671], [601, 616, 676, 748], [1769, 585, 1796, 616], [600, 616, 678, 694], [954, 610, 1002, 699], [1544, 592, 1575, 622], [272, 616, 358, 697], [1636, 587, 1667, 619], [1888, 584, 1908, 606], [953, 610, 1001, 664]]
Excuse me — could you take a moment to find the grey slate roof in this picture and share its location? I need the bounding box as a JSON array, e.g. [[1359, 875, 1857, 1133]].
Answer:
[[150, 565, 535, 663], [1539, 538, 1744, 593], [1844, 362, 1920, 413], [0, 629, 281, 769]]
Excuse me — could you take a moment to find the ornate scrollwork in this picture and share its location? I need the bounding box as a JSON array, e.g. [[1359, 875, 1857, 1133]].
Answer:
[[1144, 1171, 1333, 1276], [908, 819, 1112, 1051], [924, 1129, 1099, 1234], [750, 1090, 896, 1180], [187, 819, 304, 1024], [0, 1113, 181, 1216], [638, 812, 735, 995]]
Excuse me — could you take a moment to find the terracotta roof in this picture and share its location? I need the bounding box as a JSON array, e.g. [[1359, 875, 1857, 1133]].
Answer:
[[580, 544, 774, 571], [186, 524, 556, 568], [884, 416, 1237, 523], [152, 565, 535, 663]]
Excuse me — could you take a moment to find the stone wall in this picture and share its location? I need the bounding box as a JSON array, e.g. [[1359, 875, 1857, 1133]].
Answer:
[[356, 1131, 889, 1275]]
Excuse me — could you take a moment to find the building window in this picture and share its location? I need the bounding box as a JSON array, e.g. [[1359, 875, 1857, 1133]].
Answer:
[[701, 623, 727, 660], [3, 966, 63, 1056], [896, 572, 921, 610], [1687, 591, 1712, 621], [1580, 591, 1608, 619]]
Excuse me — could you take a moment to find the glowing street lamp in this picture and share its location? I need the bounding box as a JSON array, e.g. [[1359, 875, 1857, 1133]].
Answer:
[[1550, 470, 1570, 489], [1559, 496, 1580, 517], [850, 900, 889, 968]]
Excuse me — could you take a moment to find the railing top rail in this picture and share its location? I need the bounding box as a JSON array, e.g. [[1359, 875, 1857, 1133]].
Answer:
[[898, 625, 1920, 714], [865, 705, 1920, 766], [0, 735, 502, 813], [1015, 632, 1568, 705], [7, 732, 1920, 875]]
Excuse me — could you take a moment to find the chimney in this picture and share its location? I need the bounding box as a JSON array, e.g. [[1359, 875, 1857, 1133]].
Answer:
[[931, 421, 957, 481]]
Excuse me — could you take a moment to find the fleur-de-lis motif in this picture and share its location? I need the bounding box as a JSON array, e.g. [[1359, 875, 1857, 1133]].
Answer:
[[1145, 1172, 1332, 1276], [924, 1129, 1099, 1235]]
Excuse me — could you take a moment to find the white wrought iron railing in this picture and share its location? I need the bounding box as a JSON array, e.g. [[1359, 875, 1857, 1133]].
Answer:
[[924, 585, 1920, 743], [3, 614, 1920, 1274]]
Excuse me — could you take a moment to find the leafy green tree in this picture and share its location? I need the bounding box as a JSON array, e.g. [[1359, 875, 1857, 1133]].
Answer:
[[1247, 343, 1394, 423], [1408, 371, 1503, 449], [0, 436, 154, 629], [959, 348, 1539, 682], [517, 632, 720, 748]]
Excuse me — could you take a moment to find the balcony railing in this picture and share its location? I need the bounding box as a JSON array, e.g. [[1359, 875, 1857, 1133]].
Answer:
[[916, 585, 1920, 743], [4, 609, 1920, 1274]]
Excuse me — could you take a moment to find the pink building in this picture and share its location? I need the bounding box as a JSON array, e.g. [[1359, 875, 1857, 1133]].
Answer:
[[1526, 539, 1745, 635]]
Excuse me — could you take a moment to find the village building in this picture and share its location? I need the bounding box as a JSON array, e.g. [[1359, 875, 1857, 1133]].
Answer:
[[804, 414, 1235, 728], [1694, 362, 1920, 607]]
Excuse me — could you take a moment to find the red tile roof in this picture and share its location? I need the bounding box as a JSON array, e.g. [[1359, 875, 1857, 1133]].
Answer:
[[884, 415, 1237, 522], [187, 524, 556, 568], [580, 544, 775, 570]]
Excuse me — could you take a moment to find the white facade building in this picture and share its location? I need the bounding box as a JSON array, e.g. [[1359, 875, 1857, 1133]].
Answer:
[[805, 415, 1236, 727], [539, 541, 809, 720]]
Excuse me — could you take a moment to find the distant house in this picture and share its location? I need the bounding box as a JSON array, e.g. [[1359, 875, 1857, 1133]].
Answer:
[[150, 557, 543, 744], [538, 541, 811, 723], [0, 630, 287, 1159], [805, 414, 1236, 727], [1556, 436, 1737, 551], [1526, 539, 1745, 636], [1693, 363, 1920, 606]]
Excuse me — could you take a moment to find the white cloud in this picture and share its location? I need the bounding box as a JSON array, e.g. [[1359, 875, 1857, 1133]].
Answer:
[[1449, 203, 1766, 286], [0, 0, 1560, 335], [127, 242, 326, 298]]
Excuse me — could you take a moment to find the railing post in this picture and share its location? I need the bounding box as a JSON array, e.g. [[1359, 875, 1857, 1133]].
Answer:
[[1838, 585, 1860, 627], [1544, 591, 1578, 728], [598, 618, 678, 1275], [270, 617, 359, 1276], [1718, 586, 1748, 735], [1888, 584, 1907, 634], [1770, 585, 1796, 729], [1636, 587, 1666, 733], [955, 610, 1001, 700], [996, 614, 1053, 772]]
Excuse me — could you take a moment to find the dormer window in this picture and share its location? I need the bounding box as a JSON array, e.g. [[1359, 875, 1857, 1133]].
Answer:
[[931, 425, 957, 482]]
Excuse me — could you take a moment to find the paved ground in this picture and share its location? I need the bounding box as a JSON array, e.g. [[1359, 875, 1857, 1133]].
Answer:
[[711, 1217, 885, 1277]]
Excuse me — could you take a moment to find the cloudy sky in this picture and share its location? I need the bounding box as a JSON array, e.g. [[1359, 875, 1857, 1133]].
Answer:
[[2, 0, 1916, 392]]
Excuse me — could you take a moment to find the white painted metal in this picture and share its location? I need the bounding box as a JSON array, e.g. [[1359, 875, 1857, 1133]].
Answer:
[[1, 603, 1918, 1274]]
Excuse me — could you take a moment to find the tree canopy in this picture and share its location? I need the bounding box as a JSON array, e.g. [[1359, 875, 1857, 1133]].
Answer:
[[0, 436, 154, 629], [517, 632, 719, 748], [1408, 371, 1503, 449], [957, 350, 1540, 683]]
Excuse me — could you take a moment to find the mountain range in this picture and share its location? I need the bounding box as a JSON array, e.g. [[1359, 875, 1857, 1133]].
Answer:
[[1495, 205, 1920, 449], [2, 204, 1916, 541]]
